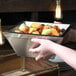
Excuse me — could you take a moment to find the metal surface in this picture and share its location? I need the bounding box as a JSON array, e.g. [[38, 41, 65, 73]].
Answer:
[[3, 31, 63, 57], [3, 21, 70, 57]]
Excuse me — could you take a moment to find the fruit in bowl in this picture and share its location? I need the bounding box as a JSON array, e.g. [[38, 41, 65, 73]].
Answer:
[[14, 22, 66, 37]]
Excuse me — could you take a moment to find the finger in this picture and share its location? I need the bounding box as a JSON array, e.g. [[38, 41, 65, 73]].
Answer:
[[31, 38, 42, 44], [29, 48, 40, 53], [54, 21, 62, 24], [31, 43, 40, 48], [35, 55, 44, 61]]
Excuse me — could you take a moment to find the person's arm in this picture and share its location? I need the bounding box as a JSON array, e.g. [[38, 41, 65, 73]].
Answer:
[[49, 41, 76, 70], [29, 38, 76, 69]]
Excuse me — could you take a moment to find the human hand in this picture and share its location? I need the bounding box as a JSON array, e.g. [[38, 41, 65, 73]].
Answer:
[[29, 38, 55, 61], [54, 21, 62, 24]]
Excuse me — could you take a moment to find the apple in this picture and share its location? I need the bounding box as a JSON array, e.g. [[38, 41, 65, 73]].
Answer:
[[42, 29, 52, 35], [19, 23, 29, 33]]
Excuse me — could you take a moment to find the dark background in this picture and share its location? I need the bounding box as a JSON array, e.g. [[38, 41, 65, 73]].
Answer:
[[0, 0, 76, 29], [0, 11, 76, 29]]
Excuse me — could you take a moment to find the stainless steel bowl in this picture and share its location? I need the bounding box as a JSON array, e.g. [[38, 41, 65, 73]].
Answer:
[[3, 31, 63, 57], [3, 21, 70, 57]]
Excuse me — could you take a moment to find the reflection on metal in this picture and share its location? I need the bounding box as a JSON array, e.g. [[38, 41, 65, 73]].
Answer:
[[21, 57, 26, 72]]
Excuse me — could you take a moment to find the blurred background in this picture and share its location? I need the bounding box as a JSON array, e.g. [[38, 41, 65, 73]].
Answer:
[[0, 0, 76, 29]]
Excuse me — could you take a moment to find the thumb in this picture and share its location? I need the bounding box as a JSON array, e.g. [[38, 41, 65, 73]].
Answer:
[[35, 55, 43, 61]]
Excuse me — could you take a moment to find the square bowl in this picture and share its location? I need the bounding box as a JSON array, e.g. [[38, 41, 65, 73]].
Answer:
[[3, 21, 70, 57]]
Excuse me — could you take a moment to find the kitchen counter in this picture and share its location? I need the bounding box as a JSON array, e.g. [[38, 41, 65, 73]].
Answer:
[[0, 55, 59, 76], [0, 54, 76, 76]]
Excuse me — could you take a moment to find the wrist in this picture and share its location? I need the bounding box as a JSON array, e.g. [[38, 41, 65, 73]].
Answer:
[[48, 41, 58, 54]]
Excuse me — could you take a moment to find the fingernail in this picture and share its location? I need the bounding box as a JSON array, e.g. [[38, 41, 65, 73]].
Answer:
[[36, 57, 38, 61], [31, 38, 34, 41]]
